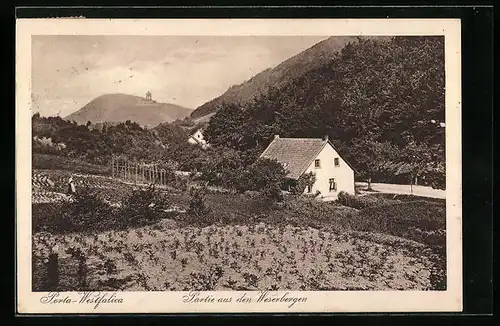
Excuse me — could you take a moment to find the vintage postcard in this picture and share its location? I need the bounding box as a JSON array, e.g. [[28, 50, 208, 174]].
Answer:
[[16, 18, 462, 313]]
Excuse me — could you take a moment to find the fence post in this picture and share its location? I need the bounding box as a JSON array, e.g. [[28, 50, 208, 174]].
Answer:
[[46, 252, 59, 290]]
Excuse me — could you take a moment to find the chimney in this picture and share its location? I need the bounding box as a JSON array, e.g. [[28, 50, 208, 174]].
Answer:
[[323, 135, 329, 141], [274, 135, 280, 140]]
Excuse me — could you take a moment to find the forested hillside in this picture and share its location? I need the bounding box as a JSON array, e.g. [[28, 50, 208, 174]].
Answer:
[[190, 36, 361, 119], [204, 36, 445, 188]]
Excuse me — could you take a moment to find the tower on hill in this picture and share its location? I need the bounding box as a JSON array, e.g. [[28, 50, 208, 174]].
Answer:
[[145, 91, 152, 101]]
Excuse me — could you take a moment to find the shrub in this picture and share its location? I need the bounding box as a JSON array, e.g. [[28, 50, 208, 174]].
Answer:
[[120, 184, 171, 226], [240, 158, 287, 201], [289, 172, 316, 195], [56, 187, 115, 232], [424, 170, 446, 190], [33, 202, 75, 233], [186, 186, 215, 225], [248, 158, 287, 190], [279, 196, 359, 232], [337, 191, 401, 209], [261, 183, 284, 203], [198, 147, 246, 186], [227, 167, 253, 194]]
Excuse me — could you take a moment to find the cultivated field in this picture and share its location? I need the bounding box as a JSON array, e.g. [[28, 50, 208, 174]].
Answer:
[[34, 223, 436, 291], [32, 169, 446, 291]]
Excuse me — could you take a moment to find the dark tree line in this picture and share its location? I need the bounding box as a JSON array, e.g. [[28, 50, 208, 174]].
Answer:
[[32, 114, 209, 170]]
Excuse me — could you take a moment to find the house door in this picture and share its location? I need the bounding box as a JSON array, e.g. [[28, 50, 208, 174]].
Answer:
[[329, 178, 337, 192]]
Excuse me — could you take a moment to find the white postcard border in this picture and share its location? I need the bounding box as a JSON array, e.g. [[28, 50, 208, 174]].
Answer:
[[16, 18, 462, 314]]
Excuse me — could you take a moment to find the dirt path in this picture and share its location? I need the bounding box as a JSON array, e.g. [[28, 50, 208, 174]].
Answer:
[[355, 182, 445, 199]]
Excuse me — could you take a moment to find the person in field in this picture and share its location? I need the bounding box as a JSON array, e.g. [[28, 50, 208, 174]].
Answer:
[[67, 175, 76, 194]]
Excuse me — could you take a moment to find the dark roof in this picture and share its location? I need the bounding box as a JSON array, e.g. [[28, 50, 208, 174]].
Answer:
[[260, 137, 326, 179], [260, 137, 357, 179]]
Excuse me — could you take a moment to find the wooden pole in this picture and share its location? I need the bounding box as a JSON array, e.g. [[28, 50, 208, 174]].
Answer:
[[111, 157, 114, 178]]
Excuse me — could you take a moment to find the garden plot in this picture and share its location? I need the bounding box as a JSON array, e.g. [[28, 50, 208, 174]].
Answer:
[[33, 222, 436, 292]]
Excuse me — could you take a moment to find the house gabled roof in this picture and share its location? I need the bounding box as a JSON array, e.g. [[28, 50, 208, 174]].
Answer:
[[259, 136, 357, 179]]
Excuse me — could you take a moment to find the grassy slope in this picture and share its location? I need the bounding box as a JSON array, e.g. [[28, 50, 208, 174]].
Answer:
[[32, 170, 445, 239], [33, 153, 111, 176]]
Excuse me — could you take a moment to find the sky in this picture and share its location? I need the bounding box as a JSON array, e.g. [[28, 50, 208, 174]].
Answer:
[[31, 35, 328, 117]]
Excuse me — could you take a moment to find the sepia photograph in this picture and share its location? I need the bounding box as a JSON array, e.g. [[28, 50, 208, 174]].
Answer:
[[17, 18, 462, 313]]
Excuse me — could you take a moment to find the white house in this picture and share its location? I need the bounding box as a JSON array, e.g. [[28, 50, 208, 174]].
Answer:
[[260, 135, 356, 201], [188, 128, 209, 149]]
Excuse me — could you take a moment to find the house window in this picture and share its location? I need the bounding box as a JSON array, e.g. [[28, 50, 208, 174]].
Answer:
[[329, 178, 337, 192], [334, 158, 340, 167], [307, 185, 312, 193], [314, 159, 321, 168]]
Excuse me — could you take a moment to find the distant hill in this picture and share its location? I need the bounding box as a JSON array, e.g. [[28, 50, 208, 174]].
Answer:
[[190, 36, 362, 120], [65, 93, 192, 127]]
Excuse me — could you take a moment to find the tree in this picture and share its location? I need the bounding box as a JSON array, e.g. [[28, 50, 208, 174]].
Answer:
[[246, 158, 288, 192], [197, 147, 245, 186], [289, 171, 316, 195], [348, 138, 400, 190], [204, 104, 250, 150], [187, 186, 213, 224]]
